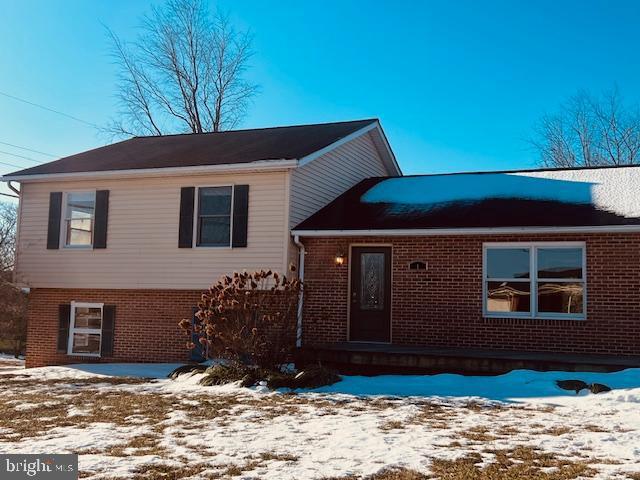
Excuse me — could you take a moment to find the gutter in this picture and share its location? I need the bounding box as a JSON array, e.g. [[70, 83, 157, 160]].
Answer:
[[291, 224, 640, 237], [293, 234, 305, 348]]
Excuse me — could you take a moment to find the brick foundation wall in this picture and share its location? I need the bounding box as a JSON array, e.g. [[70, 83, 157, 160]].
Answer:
[[26, 289, 202, 368], [301, 233, 640, 356]]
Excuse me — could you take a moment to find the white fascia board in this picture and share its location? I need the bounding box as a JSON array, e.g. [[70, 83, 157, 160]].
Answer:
[[297, 122, 378, 168], [370, 121, 402, 176], [291, 225, 640, 237], [296, 121, 402, 177], [1, 159, 298, 183]]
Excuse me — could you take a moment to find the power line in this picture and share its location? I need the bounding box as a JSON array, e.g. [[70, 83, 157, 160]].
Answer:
[[0, 90, 99, 129], [0, 141, 56, 157], [0, 149, 41, 164], [0, 159, 25, 169], [0, 192, 18, 199]]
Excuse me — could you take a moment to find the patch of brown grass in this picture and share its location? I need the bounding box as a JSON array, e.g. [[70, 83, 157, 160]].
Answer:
[[431, 446, 597, 480], [131, 462, 218, 479], [0, 390, 176, 441], [258, 452, 299, 462], [105, 434, 167, 457], [0, 372, 327, 443], [459, 426, 498, 442], [380, 420, 405, 431], [496, 425, 521, 436], [323, 467, 430, 480], [583, 424, 608, 433], [0, 375, 150, 391], [541, 425, 573, 436]]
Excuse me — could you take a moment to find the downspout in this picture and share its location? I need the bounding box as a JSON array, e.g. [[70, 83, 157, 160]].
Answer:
[[293, 234, 305, 348], [7, 181, 20, 196]]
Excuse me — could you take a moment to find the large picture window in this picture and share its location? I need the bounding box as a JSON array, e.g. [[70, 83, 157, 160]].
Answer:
[[196, 186, 232, 247], [64, 192, 95, 247], [68, 302, 103, 356], [483, 243, 585, 320]]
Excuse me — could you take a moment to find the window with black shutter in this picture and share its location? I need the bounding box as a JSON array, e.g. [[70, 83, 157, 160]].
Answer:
[[67, 302, 104, 357], [197, 186, 233, 246], [179, 185, 249, 248]]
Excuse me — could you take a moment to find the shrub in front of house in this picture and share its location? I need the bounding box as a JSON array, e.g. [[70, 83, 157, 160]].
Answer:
[[175, 270, 340, 389], [180, 269, 301, 370]]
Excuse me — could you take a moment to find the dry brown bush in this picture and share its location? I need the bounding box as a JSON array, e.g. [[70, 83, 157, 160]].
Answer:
[[180, 270, 301, 370]]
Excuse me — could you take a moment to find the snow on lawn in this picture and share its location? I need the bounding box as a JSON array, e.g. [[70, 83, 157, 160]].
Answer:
[[1, 356, 639, 479], [0, 353, 24, 372]]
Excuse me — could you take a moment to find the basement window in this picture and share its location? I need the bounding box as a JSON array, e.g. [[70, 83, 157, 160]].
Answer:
[[68, 302, 103, 357], [483, 243, 585, 320]]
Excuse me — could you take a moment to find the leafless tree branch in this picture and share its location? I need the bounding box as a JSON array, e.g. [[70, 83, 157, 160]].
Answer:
[[104, 0, 258, 137], [0, 202, 17, 274], [530, 88, 640, 167]]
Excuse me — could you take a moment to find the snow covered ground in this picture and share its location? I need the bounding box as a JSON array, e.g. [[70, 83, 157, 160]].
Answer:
[[1, 356, 639, 479]]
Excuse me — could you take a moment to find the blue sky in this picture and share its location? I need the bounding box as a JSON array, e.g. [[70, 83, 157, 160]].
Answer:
[[1, 0, 639, 197]]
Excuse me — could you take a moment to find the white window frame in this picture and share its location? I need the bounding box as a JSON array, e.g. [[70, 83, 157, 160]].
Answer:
[[61, 190, 96, 249], [193, 185, 235, 248], [67, 301, 104, 357], [482, 242, 586, 320]]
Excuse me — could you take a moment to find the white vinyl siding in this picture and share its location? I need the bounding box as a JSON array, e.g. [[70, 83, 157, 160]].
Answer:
[[15, 130, 395, 289], [289, 132, 391, 228], [17, 171, 289, 290]]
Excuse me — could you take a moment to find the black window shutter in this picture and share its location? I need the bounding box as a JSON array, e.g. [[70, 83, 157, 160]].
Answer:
[[93, 190, 109, 249], [190, 306, 205, 362], [57, 304, 71, 353], [232, 185, 249, 248], [47, 192, 63, 250], [179, 187, 195, 248], [102, 305, 116, 357]]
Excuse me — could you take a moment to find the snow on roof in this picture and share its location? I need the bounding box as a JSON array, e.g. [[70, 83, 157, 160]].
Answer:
[[359, 166, 640, 220], [361, 173, 593, 207], [294, 166, 640, 231]]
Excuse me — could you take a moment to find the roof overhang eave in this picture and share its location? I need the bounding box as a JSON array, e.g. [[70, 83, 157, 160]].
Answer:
[[1, 158, 299, 183]]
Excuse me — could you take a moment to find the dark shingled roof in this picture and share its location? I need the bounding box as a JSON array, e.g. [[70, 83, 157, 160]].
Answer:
[[7, 119, 377, 177], [294, 172, 640, 231]]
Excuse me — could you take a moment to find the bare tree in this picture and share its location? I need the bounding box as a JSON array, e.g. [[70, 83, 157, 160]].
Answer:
[[0, 202, 17, 274], [106, 0, 258, 137], [531, 88, 640, 168], [0, 202, 26, 357]]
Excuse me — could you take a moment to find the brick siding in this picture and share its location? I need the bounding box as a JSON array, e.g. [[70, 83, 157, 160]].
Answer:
[[26, 289, 202, 368], [301, 233, 640, 356]]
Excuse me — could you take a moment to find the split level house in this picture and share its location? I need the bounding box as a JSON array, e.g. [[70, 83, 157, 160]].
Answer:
[[3, 120, 400, 368], [4, 118, 640, 371]]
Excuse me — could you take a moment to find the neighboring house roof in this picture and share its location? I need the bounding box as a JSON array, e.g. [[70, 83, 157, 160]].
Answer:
[[4, 119, 399, 179], [293, 166, 640, 234]]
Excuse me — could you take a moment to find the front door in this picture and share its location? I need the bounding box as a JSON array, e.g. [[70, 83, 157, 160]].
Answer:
[[349, 246, 391, 342]]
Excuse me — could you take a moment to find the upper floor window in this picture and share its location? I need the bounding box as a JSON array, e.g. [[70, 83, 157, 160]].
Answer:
[[64, 192, 95, 247], [196, 186, 232, 247], [483, 243, 585, 320]]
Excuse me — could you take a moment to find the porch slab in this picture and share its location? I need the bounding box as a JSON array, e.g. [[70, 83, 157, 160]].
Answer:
[[301, 342, 640, 375]]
